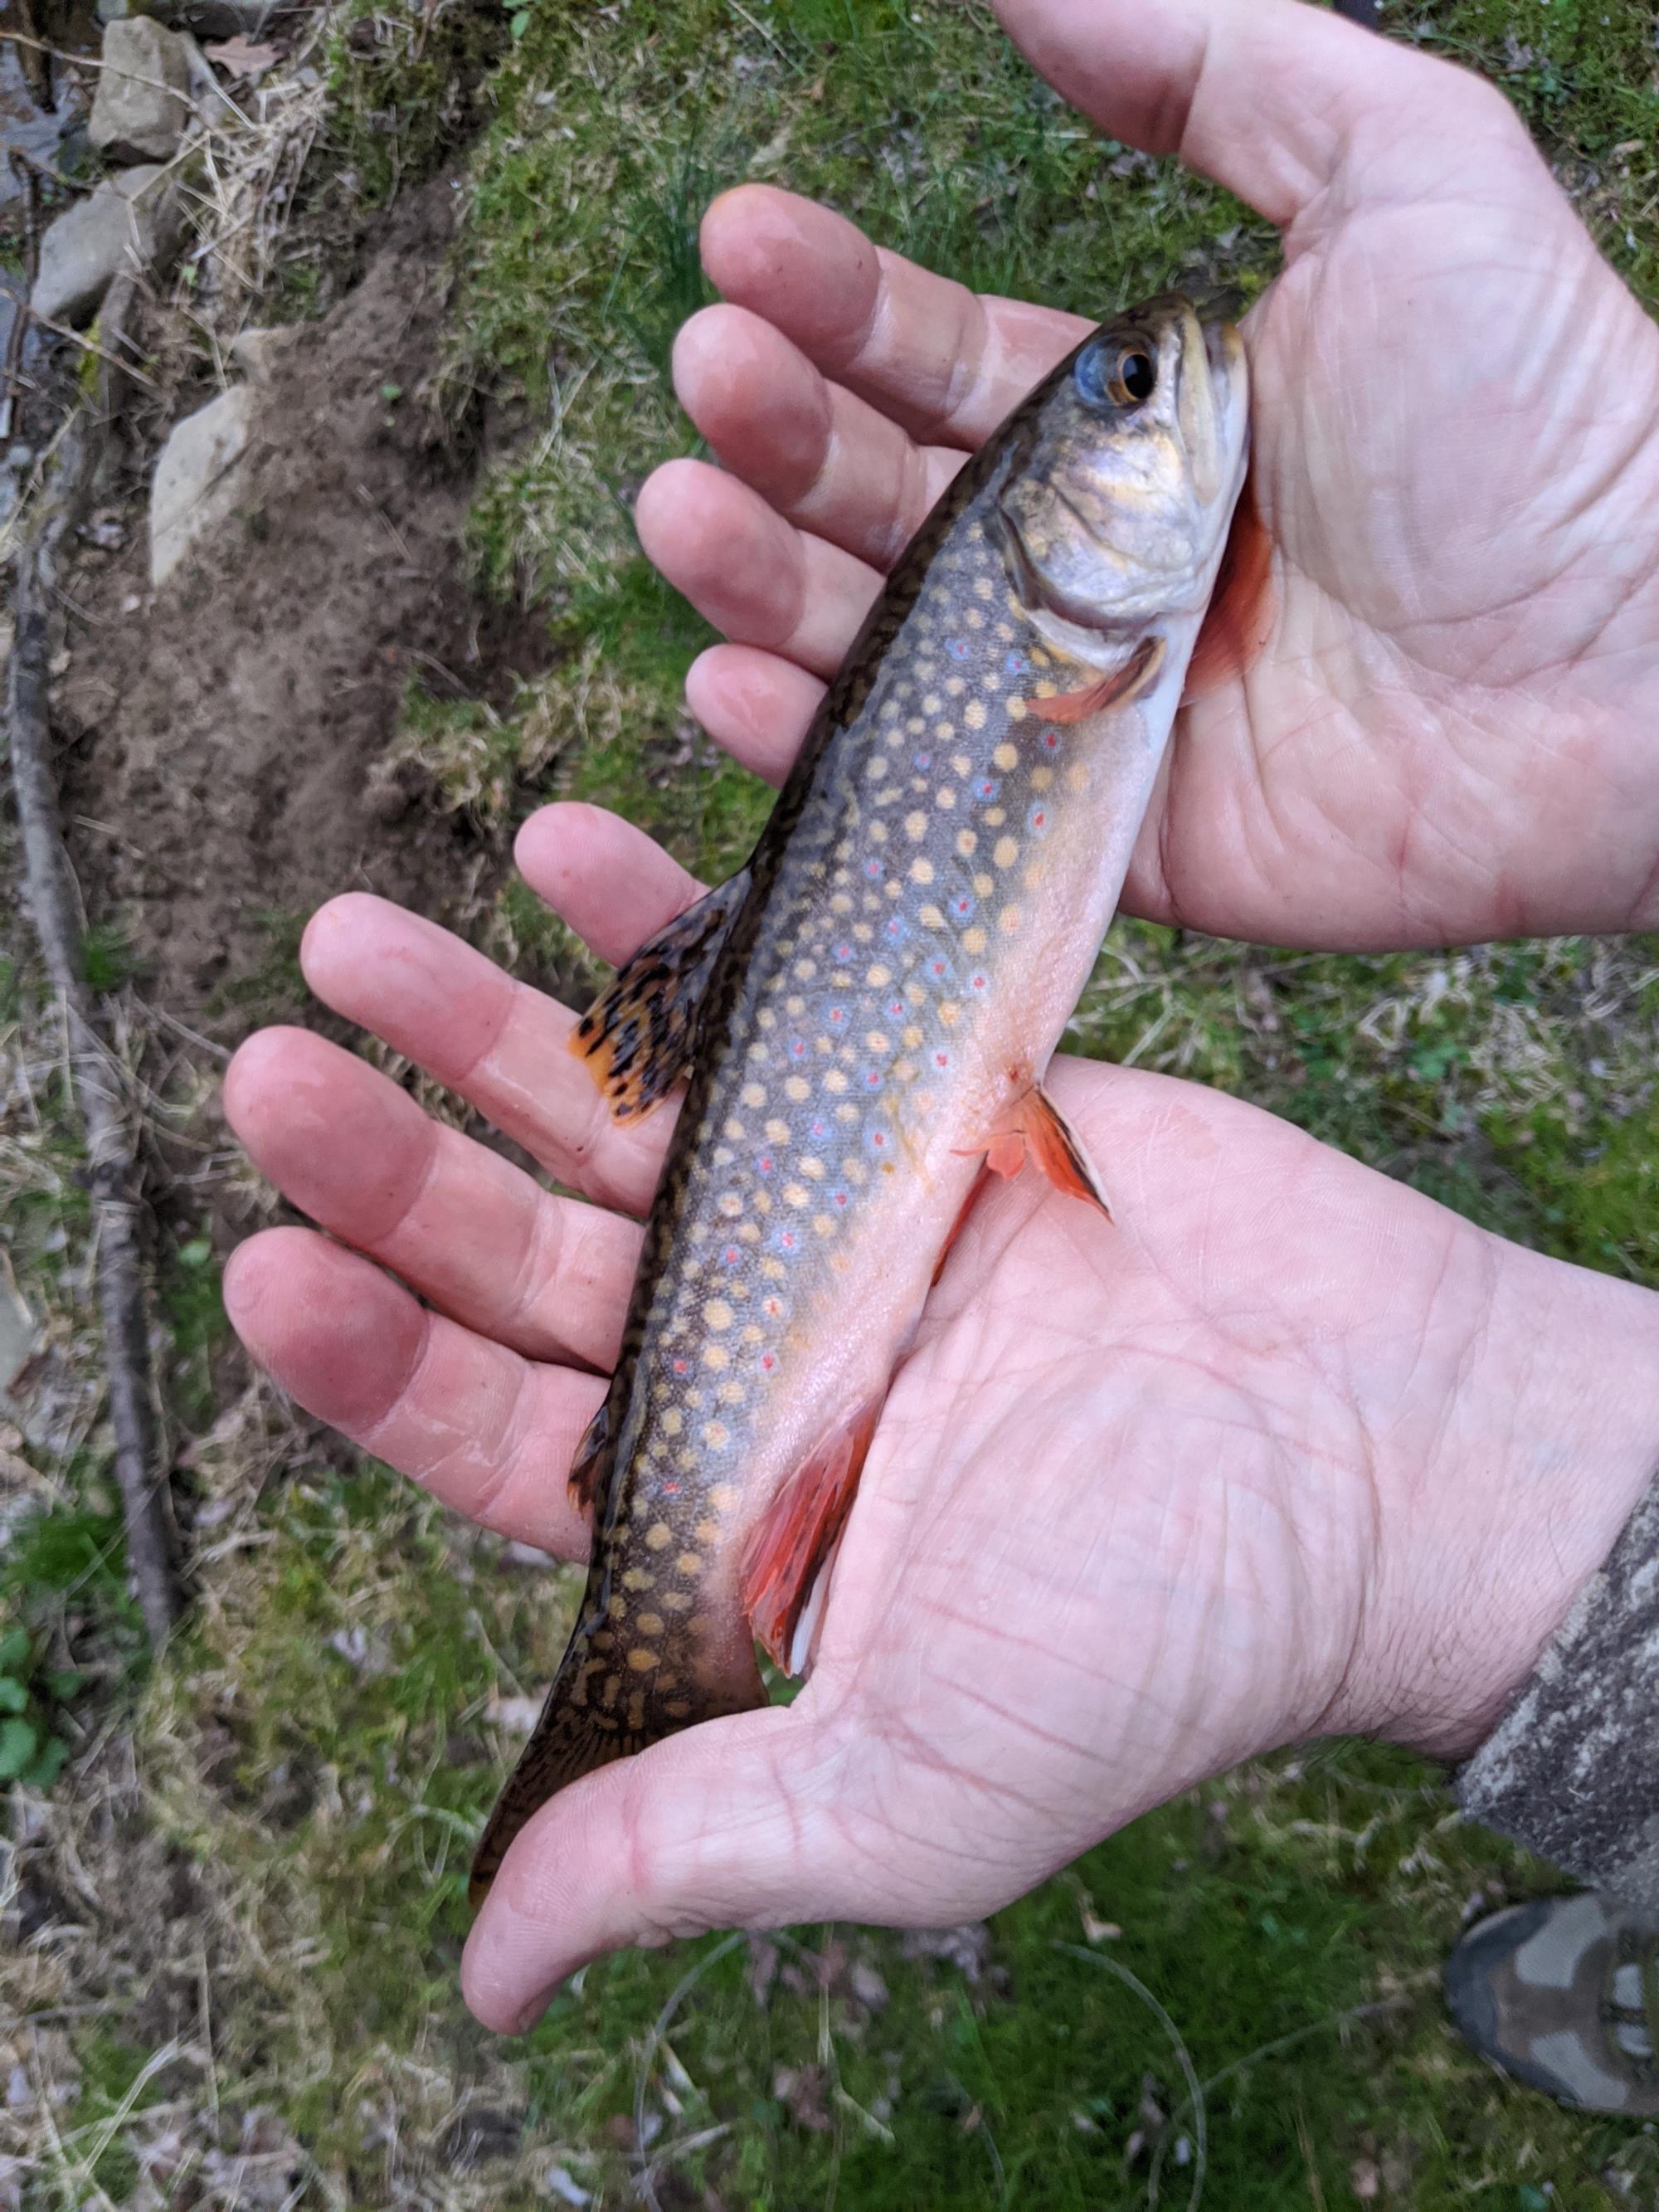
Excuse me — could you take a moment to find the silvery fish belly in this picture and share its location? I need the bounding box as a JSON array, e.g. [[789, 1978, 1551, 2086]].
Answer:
[[470, 293, 1250, 1903]]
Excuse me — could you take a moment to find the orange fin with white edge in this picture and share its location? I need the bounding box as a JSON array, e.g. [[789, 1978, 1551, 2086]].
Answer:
[[1185, 466, 1275, 702], [966, 1084, 1112, 1219], [1023, 635, 1164, 725], [741, 1397, 882, 1674], [932, 1165, 988, 1285], [569, 868, 752, 1121]]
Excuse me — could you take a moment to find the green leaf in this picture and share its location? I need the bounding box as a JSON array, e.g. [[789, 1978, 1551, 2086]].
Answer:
[[22, 1737, 68, 1791], [0, 1625, 30, 1674], [508, 7, 530, 36], [0, 1679, 28, 1713], [178, 1237, 212, 1269], [44, 1669, 84, 1702], [0, 1717, 40, 1780]]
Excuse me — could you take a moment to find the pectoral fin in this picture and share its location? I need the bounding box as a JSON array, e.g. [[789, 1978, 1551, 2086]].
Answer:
[[1024, 635, 1164, 725], [567, 1397, 611, 1513], [740, 1397, 882, 1674], [966, 1084, 1112, 1219], [570, 869, 752, 1119]]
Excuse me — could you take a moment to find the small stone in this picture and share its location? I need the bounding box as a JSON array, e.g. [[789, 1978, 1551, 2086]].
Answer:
[[31, 166, 178, 327], [149, 382, 258, 587], [88, 19, 192, 163], [227, 324, 299, 384], [0, 1274, 36, 1401]]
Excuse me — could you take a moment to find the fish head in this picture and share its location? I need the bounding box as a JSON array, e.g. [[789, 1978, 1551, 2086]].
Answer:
[[993, 295, 1249, 637]]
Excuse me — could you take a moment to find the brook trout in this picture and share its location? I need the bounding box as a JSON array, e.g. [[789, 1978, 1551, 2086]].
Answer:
[[471, 294, 1250, 1903]]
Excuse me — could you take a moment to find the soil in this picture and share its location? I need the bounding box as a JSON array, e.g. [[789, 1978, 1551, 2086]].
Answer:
[[56, 176, 547, 1031]]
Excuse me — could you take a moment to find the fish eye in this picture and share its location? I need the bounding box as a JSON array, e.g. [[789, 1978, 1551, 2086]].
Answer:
[[1074, 339, 1158, 410]]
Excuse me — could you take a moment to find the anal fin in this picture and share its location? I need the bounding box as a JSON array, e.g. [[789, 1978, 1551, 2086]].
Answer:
[[966, 1084, 1112, 1219], [740, 1398, 882, 1674], [569, 868, 752, 1121]]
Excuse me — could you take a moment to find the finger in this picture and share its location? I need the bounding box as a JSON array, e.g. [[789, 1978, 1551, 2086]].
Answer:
[[224, 1026, 640, 1372], [672, 304, 967, 571], [223, 1228, 601, 1557], [634, 457, 880, 679], [299, 894, 672, 1219], [684, 645, 823, 786], [699, 184, 1091, 451], [464, 1707, 849, 2030], [513, 803, 706, 967], [991, 0, 1516, 230]]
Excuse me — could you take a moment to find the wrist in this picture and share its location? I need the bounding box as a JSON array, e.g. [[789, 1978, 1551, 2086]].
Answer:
[[1318, 1219, 1659, 1761]]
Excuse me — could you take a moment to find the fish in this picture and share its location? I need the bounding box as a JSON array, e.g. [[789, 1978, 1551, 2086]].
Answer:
[[469, 292, 1251, 1905]]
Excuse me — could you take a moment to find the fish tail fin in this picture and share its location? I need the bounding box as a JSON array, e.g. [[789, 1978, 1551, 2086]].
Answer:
[[469, 1620, 763, 1910], [469, 1635, 635, 1908]]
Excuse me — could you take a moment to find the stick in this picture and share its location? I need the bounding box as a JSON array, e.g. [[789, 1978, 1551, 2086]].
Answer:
[[3, 275, 182, 1646], [1, 154, 41, 445]]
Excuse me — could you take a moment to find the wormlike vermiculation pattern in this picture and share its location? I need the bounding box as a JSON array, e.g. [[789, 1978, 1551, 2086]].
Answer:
[[569, 493, 1107, 1736]]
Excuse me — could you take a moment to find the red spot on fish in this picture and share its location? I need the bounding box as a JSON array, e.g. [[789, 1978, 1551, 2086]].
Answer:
[[663, 1480, 680, 1496], [761, 1352, 776, 1371], [673, 1357, 688, 1374]]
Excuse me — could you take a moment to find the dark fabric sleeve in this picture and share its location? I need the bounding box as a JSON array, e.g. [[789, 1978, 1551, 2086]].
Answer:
[[1457, 1478, 1659, 1908]]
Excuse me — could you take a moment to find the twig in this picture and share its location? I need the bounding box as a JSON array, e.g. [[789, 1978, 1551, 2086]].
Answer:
[[2, 274, 182, 1649], [2, 153, 41, 444]]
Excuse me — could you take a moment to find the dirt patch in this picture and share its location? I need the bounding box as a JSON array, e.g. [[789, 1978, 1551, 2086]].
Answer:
[[56, 176, 546, 1030]]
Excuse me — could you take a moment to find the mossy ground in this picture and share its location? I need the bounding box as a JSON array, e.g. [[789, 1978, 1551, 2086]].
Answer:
[[4, 1, 1659, 2205]]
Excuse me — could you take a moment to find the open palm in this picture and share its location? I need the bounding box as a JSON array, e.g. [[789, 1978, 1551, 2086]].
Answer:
[[222, 841, 1659, 2032], [639, 1, 1659, 953]]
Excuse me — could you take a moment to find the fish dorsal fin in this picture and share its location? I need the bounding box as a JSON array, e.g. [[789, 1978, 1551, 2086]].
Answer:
[[570, 870, 752, 1120], [567, 1397, 611, 1513], [739, 1396, 883, 1675], [968, 1084, 1113, 1219]]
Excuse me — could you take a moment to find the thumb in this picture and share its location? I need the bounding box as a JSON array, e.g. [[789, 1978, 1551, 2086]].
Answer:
[[461, 1706, 845, 2034], [991, 0, 1523, 231]]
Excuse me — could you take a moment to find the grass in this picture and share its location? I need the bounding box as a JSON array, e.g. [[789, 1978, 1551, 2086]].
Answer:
[[3, 0, 1659, 2206]]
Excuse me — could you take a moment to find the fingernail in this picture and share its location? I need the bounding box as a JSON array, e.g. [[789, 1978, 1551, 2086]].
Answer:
[[515, 1987, 557, 2034]]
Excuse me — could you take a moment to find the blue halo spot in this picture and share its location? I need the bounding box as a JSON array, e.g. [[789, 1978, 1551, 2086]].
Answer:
[[1040, 726, 1063, 753], [948, 892, 975, 921], [755, 1152, 776, 1177], [1027, 802, 1050, 836], [975, 777, 1001, 802], [946, 637, 971, 661], [773, 1224, 800, 1255], [788, 1035, 809, 1060], [864, 856, 883, 879], [833, 939, 854, 962], [828, 1003, 848, 1026], [865, 1123, 893, 1153], [1004, 650, 1030, 675], [884, 913, 909, 944], [968, 970, 990, 995], [912, 749, 933, 772]]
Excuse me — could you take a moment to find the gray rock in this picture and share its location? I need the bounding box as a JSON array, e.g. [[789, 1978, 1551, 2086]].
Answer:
[[149, 382, 258, 587], [227, 324, 300, 383], [88, 18, 192, 163], [30, 165, 178, 327]]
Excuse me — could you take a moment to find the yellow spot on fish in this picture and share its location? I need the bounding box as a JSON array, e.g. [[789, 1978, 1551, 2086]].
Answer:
[[965, 700, 987, 730], [703, 1421, 730, 1449], [984, 808, 1005, 829], [703, 1343, 729, 1372], [608, 1595, 628, 1620], [866, 962, 891, 987], [628, 1648, 659, 1673], [940, 1001, 961, 1026], [801, 1157, 825, 1178], [695, 1518, 719, 1546], [962, 928, 987, 955], [1024, 864, 1046, 890], [784, 1182, 809, 1207], [677, 1552, 702, 1577], [974, 575, 994, 600], [645, 1523, 672, 1552], [786, 995, 805, 1016], [825, 1068, 848, 1094], [993, 743, 1017, 770], [1031, 766, 1053, 792], [904, 811, 927, 840], [638, 1612, 664, 1636], [935, 787, 955, 810], [786, 1075, 810, 1103], [709, 1485, 738, 1512], [902, 1025, 922, 1049], [704, 1299, 732, 1331], [956, 830, 977, 858], [795, 959, 818, 980], [766, 1118, 789, 1142], [623, 1568, 655, 1595], [910, 859, 934, 885], [661, 1408, 683, 1437], [919, 904, 944, 928], [1067, 764, 1089, 793], [723, 1118, 745, 1143], [994, 837, 1018, 868], [1000, 905, 1023, 933], [814, 1214, 835, 1235], [1007, 694, 1026, 719], [718, 1193, 743, 1218], [951, 753, 971, 777]]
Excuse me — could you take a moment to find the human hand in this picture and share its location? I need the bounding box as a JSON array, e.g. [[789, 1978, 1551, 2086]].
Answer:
[[637, 0, 1659, 953], [220, 807, 1659, 2033]]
